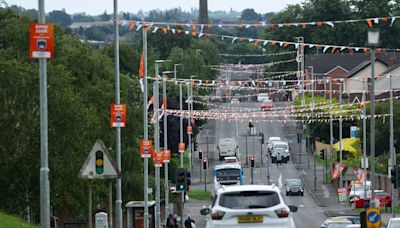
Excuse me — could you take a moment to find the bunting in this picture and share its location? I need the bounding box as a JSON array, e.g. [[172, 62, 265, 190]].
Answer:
[[139, 53, 145, 93]]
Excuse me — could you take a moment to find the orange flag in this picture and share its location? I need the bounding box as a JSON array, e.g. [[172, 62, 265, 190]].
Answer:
[[139, 53, 144, 92], [367, 19, 373, 28]]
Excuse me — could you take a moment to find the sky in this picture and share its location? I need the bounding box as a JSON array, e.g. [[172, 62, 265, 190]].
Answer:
[[5, 0, 303, 15]]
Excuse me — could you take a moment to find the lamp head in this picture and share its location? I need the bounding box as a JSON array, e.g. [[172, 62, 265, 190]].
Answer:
[[367, 29, 380, 47]]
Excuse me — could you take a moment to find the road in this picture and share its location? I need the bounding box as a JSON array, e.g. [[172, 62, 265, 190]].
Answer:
[[189, 101, 327, 227]]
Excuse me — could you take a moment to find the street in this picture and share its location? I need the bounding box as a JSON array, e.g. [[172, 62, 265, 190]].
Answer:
[[189, 101, 327, 227]]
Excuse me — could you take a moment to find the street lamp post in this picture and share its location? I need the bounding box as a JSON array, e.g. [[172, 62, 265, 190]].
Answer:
[[188, 75, 197, 173], [142, 27, 149, 228], [362, 80, 368, 210], [389, 74, 397, 217], [339, 82, 343, 188], [367, 29, 380, 206]]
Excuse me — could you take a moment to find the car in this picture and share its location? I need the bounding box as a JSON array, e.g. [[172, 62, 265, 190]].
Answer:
[[345, 225, 360, 228], [337, 216, 360, 225], [270, 141, 290, 163], [285, 179, 304, 196], [223, 156, 239, 164], [261, 100, 273, 111], [231, 98, 240, 104], [257, 93, 270, 102], [349, 190, 391, 209], [320, 217, 353, 228], [387, 217, 400, 228], [347, 181, 371, 200], [374, 190, 392, 207], [210, 96, 222, 103], [267, 136, 281, 153], [200, 185, 297, 228], [217, 138, 239, 160]]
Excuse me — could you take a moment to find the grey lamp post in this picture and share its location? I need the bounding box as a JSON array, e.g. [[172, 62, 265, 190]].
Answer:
[[367, 28, 380, 206]]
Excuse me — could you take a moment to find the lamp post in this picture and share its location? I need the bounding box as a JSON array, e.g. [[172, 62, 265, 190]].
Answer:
[[188, 75, 197, 173], [142, 27, 149, 228], [367, 29, 380, 205], [389, 74, 396, 217]]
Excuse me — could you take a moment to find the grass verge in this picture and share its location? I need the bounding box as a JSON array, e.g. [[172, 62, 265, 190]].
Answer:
[[188, 189, 213, 201], [0, 211, 38, 228]]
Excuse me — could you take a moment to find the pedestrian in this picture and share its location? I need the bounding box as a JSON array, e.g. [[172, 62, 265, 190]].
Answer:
[[166, 214, 177, 228], [276, 151, 283, 167], [184, 215, 195, 228]]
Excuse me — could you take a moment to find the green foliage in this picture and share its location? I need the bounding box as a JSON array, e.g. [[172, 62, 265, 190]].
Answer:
[[48, 10, 72, 27], [333, 138, 362, 167], [188, 189, 213, 201], [0, 211, 38, 228]]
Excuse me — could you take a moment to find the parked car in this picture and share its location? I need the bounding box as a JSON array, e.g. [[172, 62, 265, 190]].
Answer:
[[387, 217, 400, 228], [320, 217, 353, 228], [201, 185, 297, 228], [374, 190, 392, 207], [349, 190, 391, 209], [285, 179, 304, 196]]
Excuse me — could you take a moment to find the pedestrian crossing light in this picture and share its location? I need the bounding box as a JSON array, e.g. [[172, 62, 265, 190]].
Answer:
[[95, 151, 104, 174], [176, 168, 187, 191], [202, 158, 208, 170], [199, 149, 203, 160]]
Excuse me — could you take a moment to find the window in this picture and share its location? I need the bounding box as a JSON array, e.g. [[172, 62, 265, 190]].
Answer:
[[219, 191, 280, 209]]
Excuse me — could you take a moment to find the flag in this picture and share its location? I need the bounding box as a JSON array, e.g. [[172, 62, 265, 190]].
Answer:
[[147, 96, 154, 110], [139, 53, 144, 93], [331, 162, 346, 180]]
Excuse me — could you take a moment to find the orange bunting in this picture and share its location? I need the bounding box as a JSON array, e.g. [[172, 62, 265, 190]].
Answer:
[[240, 37, 247, 41], [145, 26, 151, 32], [240, 24, 245, 28], [191, 24, 197, 30], [192, 32, 197, 37], [302, 23, 307, 29], [317, 21, 323, 27], [367, 19, 373, 28], [283, 43, 290, 47], [207, 24, 212, 29], [177, 29, 183, 34], [271, 24, 276, 29], [139, 53, 144, 78], [331, 47, 337, 53], [271, 41, 277, 45], [286, 24, 291, 28], [163, 28, 168, 34], [129, 21, 135, 31], [382, 17, 388, 22]]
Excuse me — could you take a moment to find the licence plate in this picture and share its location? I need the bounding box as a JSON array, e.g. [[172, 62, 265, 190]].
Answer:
[[237, 215, 263, 223]]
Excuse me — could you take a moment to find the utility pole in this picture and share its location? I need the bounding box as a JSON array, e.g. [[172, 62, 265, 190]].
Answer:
[[38, 0, 50, 227], [296, 37, 305, 107], [142, 27, 149, 228], [113, 1, 122, 227], [390, 74, 397, 217], [339, 83, 343, 188], [362, 80, 368, 210], [187, 83, 192, 173], [370, 48, 376, 203], [179, 82, 184, 227], [154, 68, 161, 228], [310, 66, 317, 190], [163, 74, 169, 222], [329, 77, 333, 178]]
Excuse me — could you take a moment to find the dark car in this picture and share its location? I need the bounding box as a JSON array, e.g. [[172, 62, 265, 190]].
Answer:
[[285, 179, 304, 196]]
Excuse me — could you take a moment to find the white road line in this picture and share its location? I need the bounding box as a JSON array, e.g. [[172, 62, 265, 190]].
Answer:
[[278, 173, 283, 189]]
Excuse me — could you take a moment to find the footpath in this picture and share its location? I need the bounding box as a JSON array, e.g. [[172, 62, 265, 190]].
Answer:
[[294, 153, 392, 227]]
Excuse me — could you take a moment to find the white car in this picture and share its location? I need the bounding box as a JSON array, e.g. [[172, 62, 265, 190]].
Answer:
[[231, 98, 240, 104], [201, 185, 297, 228], [223, 156, 239, 164], [257, 93, 270, 102], [387, 217, 400, 228], [267, 136, 281, 153]]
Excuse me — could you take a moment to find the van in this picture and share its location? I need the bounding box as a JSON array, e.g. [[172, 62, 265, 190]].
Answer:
[[217, 138, 238, 160], [347, 181, 371, 199]]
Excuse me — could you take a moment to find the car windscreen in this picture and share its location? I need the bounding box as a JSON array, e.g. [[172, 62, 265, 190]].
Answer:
[[274, 144, 288, 149], [216, 169, 240, 177], [375, 192, 387, 196], [219, 191, 280, 209], [288, 180, 302, 187]]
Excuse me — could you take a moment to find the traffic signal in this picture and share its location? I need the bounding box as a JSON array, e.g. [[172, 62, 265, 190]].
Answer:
[[186, 171, 191, 191], [194, 141, 198, 152], [202, 158, 208, 170], [95, 151, 104, 174], [199, 149, 203, 160], [175, 168, 187, 191], [391, 166, 396, 187], [260, 133, 265, 144], [250, 156, 255, 168], [319, 149, 325, 160]]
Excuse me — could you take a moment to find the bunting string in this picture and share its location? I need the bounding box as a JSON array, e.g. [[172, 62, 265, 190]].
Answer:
[[219, 51, 296, 57]]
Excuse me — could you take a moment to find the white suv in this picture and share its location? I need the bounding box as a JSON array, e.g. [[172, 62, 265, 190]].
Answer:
[[201, 185, 297, 228]]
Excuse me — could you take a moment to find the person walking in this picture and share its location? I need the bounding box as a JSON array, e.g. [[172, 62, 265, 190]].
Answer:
[[184, 215, 195, 228], [276, 151, 283, 167]]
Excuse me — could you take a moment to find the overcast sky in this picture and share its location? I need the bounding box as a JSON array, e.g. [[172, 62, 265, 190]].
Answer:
[[5, 0, 303, 15]]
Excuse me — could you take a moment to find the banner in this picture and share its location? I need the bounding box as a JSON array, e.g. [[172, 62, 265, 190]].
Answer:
[[332, 162, 346, 180], [354, 168, 367, 182]]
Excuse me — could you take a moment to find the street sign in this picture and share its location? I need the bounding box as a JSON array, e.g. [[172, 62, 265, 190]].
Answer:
[[366, 208, 381, 228], [163, 149, 171, 163], [78, 139, 121, 179], [362, 158, 369, 169], [178, 143, 185, 153], [187, 125, 193, 135], [29, 23, 54, 59], [110, 104, 126, 127], [140, 140, 153, 158], [153, 150, 164, 168]]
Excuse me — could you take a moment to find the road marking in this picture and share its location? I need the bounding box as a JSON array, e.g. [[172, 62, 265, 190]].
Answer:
[[321, 185, 330, 198], [278, 173, 283, 189], [299, 204, 305, 208], [302, 170, 307, 175]]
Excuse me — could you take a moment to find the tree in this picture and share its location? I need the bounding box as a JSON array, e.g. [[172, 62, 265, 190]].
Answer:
[[48, 10, 72, 27], [240, 8, 262, 22]]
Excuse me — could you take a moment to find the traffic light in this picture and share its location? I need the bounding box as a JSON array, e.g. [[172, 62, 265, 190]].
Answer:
[[194, 141, 198, 152], [199, 149, 203, 160], [319, 149, 325, 160], [391, 166, 396, 187], [95, 151, 104, 174], [260, 133, 265, 144], [202, 158, 208, 170], [186, 171, 191, 191], [175, 168, 187, 191], [250, 156, 255, 168]]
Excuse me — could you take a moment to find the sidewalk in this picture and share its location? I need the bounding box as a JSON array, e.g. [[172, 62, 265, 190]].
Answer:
[[294, 154, 392, 226]]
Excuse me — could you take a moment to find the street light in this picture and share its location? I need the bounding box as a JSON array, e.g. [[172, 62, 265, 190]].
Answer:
[[367, 28, 380, 206], [188, 75, 197, 173]]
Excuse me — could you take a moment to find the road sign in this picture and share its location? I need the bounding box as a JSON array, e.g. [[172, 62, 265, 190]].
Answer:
[[29, 23, 54, 59], [178, 143, 185, 153], [163, 149, 171, 163], [110, 104, 126, 127], [153, 150, 164, 167], [78, 139, 121, 179], [140, 140, 153, 158], [187, 125, 193, 135], [366, 208, 381, 228]]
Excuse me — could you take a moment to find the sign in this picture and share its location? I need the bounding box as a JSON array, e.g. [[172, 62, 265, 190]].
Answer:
[[30, 23, 54, 59], [153, 150, 164, 168], [350, 126, 359, 138], [366, 208, 381, 228], [110, 104, 126, 127], [362, 158, 369, 169], [187, 125, 193, 135], [331, 162, 345, 180], [163, 149, 171, 163], [140, 140, 153, 158], [337, 188, 348, 202], [178, 143, 185, 153], [355, 168, 367, 181], [78, 139, 121, 179]]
